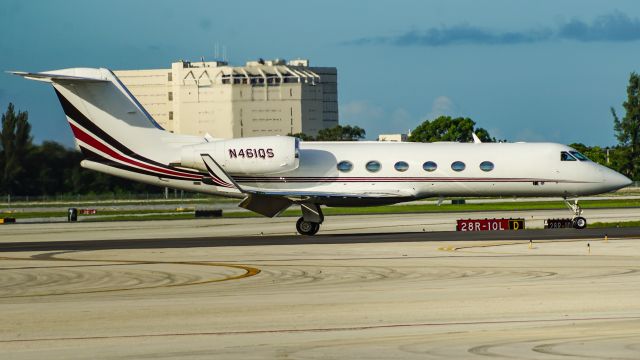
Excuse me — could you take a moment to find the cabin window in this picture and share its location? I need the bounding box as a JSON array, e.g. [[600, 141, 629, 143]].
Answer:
[[451, 161, 466, 172], [569, 151, 589, 161], [394, 161, 409, 172], [337, 161, 353, 172], [561, 151, 577, 161], [423, 161, 437, 172], [479, 161, 494, 172], [365, 160, 381, 172]]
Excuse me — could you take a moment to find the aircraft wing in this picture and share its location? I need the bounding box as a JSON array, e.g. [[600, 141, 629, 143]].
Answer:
[[246, 189, 413, 199], [200, 154, 414, 217]]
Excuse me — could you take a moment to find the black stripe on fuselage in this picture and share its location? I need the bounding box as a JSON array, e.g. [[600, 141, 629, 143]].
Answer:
[[79, 146, 202, 181], [53, 88, 205, 177]]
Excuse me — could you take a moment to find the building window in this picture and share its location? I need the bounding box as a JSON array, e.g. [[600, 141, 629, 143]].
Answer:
[[479, 161, 494, 172], [365, 160, 381, 172], [168, 111, 173, 120], [167, 72, 172, 81], [423, 161, 437, 172], [451, 161, 465, 172], [168, 92, 173, 101], [394, 161, 409, 172], [337, 161, 353, 173]]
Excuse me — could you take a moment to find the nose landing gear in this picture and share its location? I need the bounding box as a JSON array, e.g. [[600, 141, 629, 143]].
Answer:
[[564, 198, 587, 229]]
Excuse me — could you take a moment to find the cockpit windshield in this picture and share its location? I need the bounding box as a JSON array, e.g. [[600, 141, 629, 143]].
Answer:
[[560, 151, 577, 161], [569, 151, 589, 161], [561, 150, 590, 162]]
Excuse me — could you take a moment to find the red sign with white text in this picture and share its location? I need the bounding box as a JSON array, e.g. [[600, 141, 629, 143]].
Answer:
[[456, 218, 525, 231]]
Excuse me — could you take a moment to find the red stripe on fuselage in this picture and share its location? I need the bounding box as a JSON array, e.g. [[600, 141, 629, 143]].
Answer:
[[69, 122, 201, 180]]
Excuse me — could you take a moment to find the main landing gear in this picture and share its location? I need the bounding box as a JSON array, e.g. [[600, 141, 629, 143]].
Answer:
[[564, 198, 587, 229], [296, 203, 324, 236]]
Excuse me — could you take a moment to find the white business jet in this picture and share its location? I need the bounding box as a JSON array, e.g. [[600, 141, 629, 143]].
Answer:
[[12, 68, 632, 235]]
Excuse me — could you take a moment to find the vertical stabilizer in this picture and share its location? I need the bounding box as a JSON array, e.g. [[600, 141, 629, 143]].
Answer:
[[12, 68, 206, 181]]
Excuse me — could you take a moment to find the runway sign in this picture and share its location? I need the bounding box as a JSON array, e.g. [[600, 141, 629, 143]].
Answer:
[[457, 218, 525, 231], [544, 218, 574, 229]]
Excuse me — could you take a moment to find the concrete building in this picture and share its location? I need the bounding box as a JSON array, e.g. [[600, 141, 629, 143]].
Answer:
[[114, 59, 338, 138], [378, 133, 409, 142]]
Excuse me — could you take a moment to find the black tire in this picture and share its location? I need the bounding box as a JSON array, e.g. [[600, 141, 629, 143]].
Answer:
[[573, 216, 587, 229], [296, 217, 320, 235]]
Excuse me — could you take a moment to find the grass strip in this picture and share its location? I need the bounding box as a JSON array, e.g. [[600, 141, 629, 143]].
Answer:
[[589, 220, 640, 228], [5, 198, 640, 221], [2, 209, 191, 219]]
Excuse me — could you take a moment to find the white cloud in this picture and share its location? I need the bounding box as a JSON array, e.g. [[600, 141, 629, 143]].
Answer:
[[340, 100, 386, 134], [341, 100, 384, 121], [425, 96, 455, 120]]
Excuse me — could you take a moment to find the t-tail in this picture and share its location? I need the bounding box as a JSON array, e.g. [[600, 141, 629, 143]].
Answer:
[[10, 68, 236, 193]]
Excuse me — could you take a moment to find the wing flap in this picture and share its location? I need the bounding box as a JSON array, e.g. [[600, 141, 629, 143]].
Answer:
[[238, 194, 292, 218]]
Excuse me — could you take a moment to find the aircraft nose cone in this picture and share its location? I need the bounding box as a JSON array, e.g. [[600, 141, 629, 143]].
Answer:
[[605, 169, 632, 190]]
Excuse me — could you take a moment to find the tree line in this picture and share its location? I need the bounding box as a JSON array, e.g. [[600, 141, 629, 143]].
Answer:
[[0, 104, 156, 196], [290, 124, 366, 141], [2, 72, 640, 196]]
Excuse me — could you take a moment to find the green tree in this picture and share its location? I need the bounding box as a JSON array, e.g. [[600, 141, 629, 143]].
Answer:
[[291, 125, 366, 141], [611, 72, 640, 180], [408, 116, 494, 143], [568, 143, 608, 166], [316, 125, 366, 141], [1, 103, 32, 194], [288, 132, 315, 141]]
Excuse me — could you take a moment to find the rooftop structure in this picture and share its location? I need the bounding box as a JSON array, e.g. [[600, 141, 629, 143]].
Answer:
[[114, 58, 338, 138]]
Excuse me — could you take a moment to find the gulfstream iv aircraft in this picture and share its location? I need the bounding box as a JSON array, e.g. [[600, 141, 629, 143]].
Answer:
[[13, 68, 632, 235]]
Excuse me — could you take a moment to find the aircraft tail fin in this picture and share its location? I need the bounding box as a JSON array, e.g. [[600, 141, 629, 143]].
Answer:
[[12, 68, 167, 160]]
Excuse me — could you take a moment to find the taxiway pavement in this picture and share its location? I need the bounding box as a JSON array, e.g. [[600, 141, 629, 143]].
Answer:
[[1, 212, 640, 359]]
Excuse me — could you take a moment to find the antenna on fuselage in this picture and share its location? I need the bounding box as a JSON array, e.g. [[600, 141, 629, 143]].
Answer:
[[472, 133, 482, 144]]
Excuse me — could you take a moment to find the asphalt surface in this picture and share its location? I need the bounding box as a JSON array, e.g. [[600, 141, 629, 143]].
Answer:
[[2, 226, 639, 252], [2, 219, 640, 358]]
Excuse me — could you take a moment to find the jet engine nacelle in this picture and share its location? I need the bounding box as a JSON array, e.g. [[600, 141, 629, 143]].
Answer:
[[180, 136, 299, 175]]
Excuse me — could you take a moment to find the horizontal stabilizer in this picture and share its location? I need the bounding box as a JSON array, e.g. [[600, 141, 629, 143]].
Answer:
[[8, 70, 109, 83]]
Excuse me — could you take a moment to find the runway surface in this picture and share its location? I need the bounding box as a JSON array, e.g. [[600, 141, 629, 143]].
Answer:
[[1, 212, 640, 359], [1, 226, 639, 252]]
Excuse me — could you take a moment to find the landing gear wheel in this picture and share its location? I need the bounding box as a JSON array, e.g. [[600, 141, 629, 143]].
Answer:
[[573, 216, 587, 229], [296, 217, 320, 236]]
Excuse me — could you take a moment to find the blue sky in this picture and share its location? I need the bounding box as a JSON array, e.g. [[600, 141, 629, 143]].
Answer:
[[2, 0, 640, 147]]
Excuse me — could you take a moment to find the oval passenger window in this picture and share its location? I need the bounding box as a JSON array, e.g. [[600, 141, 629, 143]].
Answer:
[[451, 161, 466, 172], [366, 160, 381, 172], [337, 161, 353, 172], [394, 161, 409, 172], [423, 161, 437, 172], [479, 161, 494, 172]]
